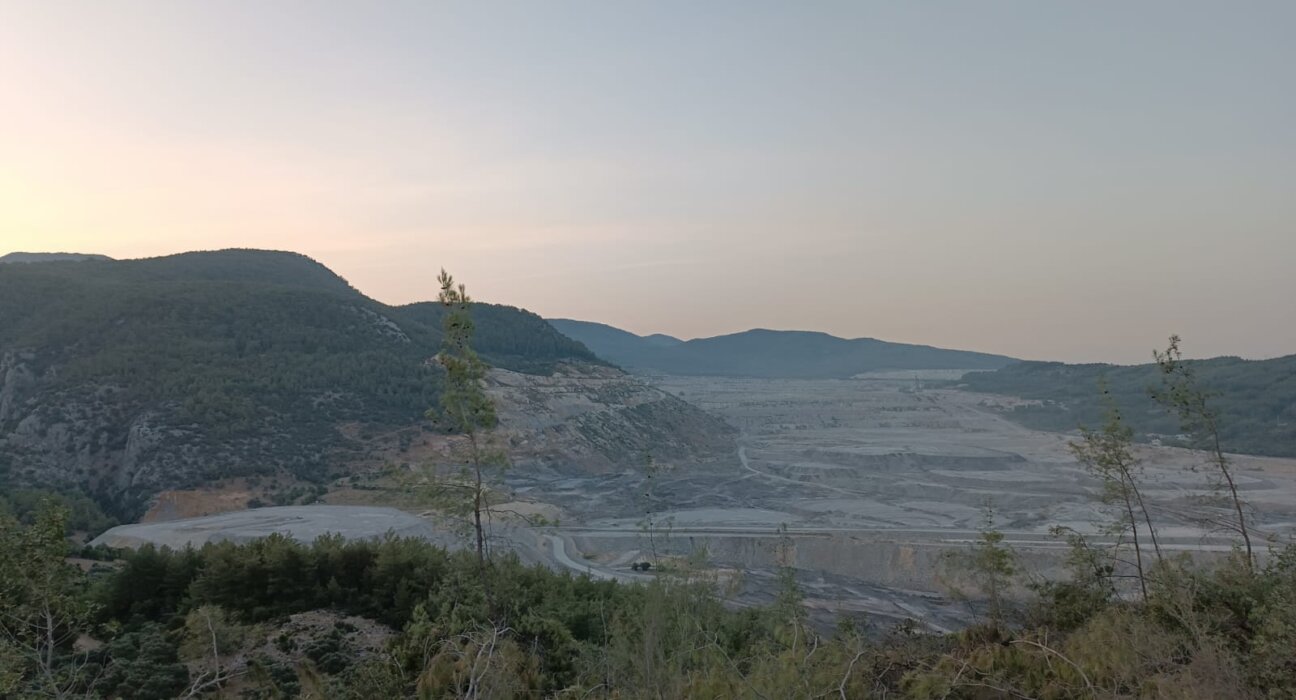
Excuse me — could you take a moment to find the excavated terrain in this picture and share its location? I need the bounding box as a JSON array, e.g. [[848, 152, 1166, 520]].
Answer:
[[507, 375, 1296, 628], [106, 375, 1296, 631]]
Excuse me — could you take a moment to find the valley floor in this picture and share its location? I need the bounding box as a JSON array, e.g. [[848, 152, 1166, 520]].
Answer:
[[104, 375, 1296, 632], [509, 375, 1296, 627]]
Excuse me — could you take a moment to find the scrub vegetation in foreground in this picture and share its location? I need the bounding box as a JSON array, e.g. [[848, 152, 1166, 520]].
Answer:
[[3, 505, 1296, 698]]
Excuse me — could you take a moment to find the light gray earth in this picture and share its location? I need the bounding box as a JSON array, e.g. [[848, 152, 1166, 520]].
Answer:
[[101, 377, 1296, 632], [91, 505, 460, 550], [509, 376, 1296, 628]]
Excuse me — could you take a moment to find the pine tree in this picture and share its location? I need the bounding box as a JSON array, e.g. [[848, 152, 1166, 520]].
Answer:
[[423, 270, 508, 568]]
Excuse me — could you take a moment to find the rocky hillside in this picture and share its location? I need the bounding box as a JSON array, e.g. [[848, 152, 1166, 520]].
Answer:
[[487, 364, 734, 472], [0, 250, 732, 518]]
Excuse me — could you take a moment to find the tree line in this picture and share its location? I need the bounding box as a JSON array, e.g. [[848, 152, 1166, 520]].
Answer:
[[959, 350, 1296, 458]]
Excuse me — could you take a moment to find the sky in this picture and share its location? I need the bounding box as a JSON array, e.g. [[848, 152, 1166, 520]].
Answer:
[[2, 1, 1293, 364]]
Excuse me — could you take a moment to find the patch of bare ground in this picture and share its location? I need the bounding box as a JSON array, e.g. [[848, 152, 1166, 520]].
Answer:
[[533, 375, 1296, 624], [491, 500, 568, 525], [143, 482, 257, 522], [143, 474, 343, 522], [117, 374, 1296, 633], [320, 483, 422, 509]]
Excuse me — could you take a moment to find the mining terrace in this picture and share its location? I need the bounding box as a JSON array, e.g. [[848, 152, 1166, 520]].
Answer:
[[98, 375, 1296, 631]]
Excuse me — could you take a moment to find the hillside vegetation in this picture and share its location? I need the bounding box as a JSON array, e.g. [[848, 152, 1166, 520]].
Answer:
[[959, 355, 1296, 458], [0, 250, 605, 518], [549, 319, 1016, 378], [5, 503, 1296, 699]]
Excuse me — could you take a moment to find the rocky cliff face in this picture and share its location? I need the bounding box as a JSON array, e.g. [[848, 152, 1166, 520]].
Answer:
[[0, 346, 355, 519], [0, 351, 37, 424], [1, 350, 127, 499], [0, 349, 324, 516], [0, 352, 734, 518]]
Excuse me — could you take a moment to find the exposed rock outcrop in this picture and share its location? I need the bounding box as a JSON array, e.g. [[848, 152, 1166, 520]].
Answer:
[[0, 351, 37, 423], [488, 364, 736, 471], [0, 354, 733, 518]]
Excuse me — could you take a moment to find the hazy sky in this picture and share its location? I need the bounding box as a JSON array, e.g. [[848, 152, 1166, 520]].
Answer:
[[2, 1, 1293, 363]]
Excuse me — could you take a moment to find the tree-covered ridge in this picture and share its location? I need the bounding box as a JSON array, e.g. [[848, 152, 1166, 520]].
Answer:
[[549, 319, 1017, 378], [0, 252, 114, 264], [0, 249, 600, 379], [0, 250, 604, 517], [958, 354, 1296, 458], [401, 302, 604, 375]]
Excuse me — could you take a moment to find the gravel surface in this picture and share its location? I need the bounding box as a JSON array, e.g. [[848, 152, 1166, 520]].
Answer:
[[91, 505, 460, 550]]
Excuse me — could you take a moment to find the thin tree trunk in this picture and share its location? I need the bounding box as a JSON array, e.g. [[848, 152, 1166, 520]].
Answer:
[[1209, 418, 1253, 569], [1128, 480, 1163, 563], [469, 432, 485, 567], [1120, 485, 1148, 601], [45, 606, 58, 698], [646, 510, 659, 565]]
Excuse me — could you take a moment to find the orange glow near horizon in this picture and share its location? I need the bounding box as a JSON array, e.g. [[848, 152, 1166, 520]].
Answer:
[[3, 3, 1294, 364]]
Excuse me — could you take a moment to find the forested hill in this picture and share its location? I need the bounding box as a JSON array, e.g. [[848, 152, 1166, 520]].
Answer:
[[958, 355, 1296, 458], [0, 249, 604, 517], [549, 319, 1015, 378], [0, 252, 114, 263], [546, 319, 683, 369]]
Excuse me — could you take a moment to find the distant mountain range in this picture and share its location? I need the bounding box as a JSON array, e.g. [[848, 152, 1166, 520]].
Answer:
[[547, 319, 1016, 378], [547, 319, 1296, 459]]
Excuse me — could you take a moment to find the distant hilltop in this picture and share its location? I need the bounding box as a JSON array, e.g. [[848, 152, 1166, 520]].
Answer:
[[0, 252, 114, 264], [548, 318, 1017, 379]]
